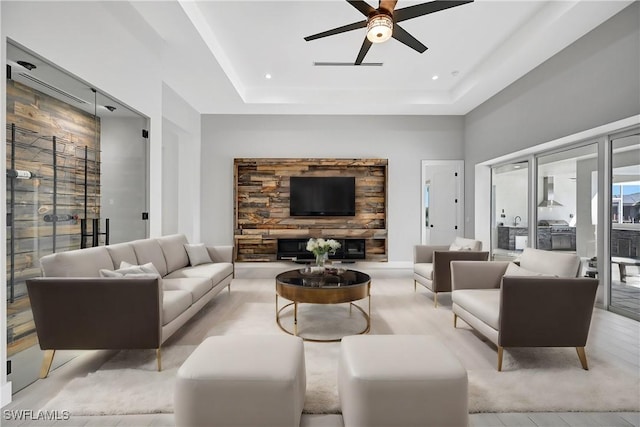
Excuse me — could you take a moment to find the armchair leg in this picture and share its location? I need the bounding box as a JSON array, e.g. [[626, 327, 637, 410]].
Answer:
[[157, 348, 162, 372], [434, 292, 438, 308], [40, 350, 55, 379], [497, 346, 504, 372], [414, 280, 417, 292], [576, 347, 589, 370]]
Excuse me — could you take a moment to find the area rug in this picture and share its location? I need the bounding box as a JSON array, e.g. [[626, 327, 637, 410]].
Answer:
[[42, 278, 640, 416]]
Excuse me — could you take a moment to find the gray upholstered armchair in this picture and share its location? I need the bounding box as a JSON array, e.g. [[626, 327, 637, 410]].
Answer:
[[451, 248, 599, 371], [414, 237, 489, 307]]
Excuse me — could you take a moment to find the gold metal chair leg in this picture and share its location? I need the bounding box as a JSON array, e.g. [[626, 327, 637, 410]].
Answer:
[[40, 350, 56, 379], [157, 348, 162, 372], [497, 346, 504, 372], [414, 280, 417, 292], [453, 313, 458, 328], [576, 347, 589, 370], [434, 292, 438, 308]]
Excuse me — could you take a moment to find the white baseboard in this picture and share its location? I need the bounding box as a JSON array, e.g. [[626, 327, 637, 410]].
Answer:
[[1, 381, 12, 408], [234, 261, 413, 279]]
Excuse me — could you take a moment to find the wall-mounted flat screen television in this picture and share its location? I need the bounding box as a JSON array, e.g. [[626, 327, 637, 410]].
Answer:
[[289, 176, 356, 216]]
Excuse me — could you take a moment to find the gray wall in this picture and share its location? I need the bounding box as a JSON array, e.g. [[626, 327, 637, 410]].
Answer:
[[464, 2, 640, 236], [200, 115, 464, 262]]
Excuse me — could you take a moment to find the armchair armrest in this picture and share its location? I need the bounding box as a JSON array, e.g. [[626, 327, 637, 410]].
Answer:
[[499, 277, 599, 347], [26, 277, 162, 350], [414, 245, 449, 263], [207, 245, 234, 263], [451, 261, 509, 291], [432, 251, 490, 293]]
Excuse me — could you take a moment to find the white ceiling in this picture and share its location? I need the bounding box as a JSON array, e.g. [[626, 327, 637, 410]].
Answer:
[[130, 0, 632, 115], [7, 1, 635, 117]]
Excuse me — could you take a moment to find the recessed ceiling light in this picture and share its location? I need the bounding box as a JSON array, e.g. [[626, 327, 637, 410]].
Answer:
[[432, 75, 439, 80], [514, 165, 521, 169], [265, 73, 272, 80]]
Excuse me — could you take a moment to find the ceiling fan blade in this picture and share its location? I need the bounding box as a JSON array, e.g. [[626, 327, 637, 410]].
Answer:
[[394, 0, 473, 23], [355, 37, 373, 65], [304, 20, 368, 41], [379, 0, 398, 14], [347, 0, 376, 16], [392, 24, 427, 53]]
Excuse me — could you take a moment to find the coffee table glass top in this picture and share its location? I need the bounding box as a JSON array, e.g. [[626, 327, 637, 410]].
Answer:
[[276, 268, 370, 288]]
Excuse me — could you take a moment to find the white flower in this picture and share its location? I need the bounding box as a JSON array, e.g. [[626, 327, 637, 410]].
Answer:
[[306, 238, 341, 256]]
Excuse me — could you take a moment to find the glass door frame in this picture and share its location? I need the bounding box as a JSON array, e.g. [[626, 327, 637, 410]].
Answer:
[[607, 127, 640, 320], [488, 122, 640, 318]]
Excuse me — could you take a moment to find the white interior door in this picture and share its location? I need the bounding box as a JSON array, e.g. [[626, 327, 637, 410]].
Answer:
[[421, 160, 464, 245]]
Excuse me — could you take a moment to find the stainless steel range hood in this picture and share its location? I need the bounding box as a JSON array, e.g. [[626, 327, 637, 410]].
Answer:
[[538, 176, 563, 207]]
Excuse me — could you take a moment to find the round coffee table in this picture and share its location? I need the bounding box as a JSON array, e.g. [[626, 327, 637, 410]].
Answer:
[[275, 268, 371, 342]]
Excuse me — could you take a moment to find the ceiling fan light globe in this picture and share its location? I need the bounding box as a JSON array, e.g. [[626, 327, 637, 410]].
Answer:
[[367, 14, 393, 43]]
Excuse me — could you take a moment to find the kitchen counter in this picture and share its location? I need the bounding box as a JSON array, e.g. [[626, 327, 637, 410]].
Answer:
[[497, 225, 577, 251], [497, 226, 528, 250]]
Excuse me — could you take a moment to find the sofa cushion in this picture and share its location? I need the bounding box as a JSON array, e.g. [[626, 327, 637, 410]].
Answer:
[[131, 239, 168, 277], [452, 289, 501, 330], [518, 248, 580, 278], [163, 277, 213, 303], [106, 243, 138, 270], [157, 234, 190, 274], [449, 237, 482, 251], [40, 246, 113, 277], [162, 290, 192, 325], [184, 243, 213, 267], [165, 262, 234, 285], [414, 263, 434, 280]]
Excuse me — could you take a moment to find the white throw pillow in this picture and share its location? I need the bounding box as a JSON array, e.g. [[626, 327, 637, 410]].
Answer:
[[99, 269, 122, 278], [119, 261, 160, 276], [504, 262, 554, 277], [184, 243, 213, 266]]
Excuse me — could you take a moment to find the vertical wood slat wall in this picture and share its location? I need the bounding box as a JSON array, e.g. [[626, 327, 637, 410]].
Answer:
[[234, 158, 388, 262], [6, 79, 101, 356]]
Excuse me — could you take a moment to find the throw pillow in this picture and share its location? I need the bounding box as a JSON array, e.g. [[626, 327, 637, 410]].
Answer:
[[99, 269, 122, 278], [119, 261, 161, 276], [504, 262, 554, 277], [184, 243, 212, 266]]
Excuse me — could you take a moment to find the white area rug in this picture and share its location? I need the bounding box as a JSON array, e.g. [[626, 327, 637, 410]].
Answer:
[[42, 278, 640, 416]]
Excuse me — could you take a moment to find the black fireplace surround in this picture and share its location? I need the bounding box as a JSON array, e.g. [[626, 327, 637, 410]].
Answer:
[[277, 238, 366, 261]]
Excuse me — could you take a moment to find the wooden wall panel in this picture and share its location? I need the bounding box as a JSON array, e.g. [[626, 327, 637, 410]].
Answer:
[[6, 79, 101, 356], [234, 158, 388, 262]]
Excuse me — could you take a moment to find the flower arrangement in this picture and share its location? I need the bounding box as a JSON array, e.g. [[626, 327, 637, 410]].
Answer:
[[306, 238, 341, 267]]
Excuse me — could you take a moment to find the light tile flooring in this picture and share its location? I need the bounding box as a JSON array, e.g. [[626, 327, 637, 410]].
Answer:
[[3, 276, 640, 427]]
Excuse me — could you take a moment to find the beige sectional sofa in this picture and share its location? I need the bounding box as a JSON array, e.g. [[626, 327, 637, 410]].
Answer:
[[26, 234, 233, 378], [451, 248, 599, 371]]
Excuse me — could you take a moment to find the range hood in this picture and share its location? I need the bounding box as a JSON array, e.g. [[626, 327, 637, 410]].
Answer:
[[538, 176, 563, 207]]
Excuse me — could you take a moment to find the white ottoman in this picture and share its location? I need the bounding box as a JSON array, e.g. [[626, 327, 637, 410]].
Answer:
[[175, 335, 306, 427], [338, 335, 468, 427]]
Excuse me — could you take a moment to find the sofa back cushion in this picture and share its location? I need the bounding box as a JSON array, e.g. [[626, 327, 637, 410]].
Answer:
[[131, 239, 168, 277], [40, 246, 114, 277], [519, 248, 580, 277], [157, 234, 190, 274], [106, 243, 138, 269], [449, 237, 482, 251]]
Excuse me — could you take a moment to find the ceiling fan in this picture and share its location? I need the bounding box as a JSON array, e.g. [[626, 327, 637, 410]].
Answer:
[[304, 0, 473, 65]]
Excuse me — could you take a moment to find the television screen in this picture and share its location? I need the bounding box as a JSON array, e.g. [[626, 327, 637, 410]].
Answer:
[[290, 176, 356, 216]]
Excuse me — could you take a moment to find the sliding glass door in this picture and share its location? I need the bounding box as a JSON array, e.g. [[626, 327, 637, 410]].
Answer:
[[491, 161, 529, 261], [610, 133, 640, 319]]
